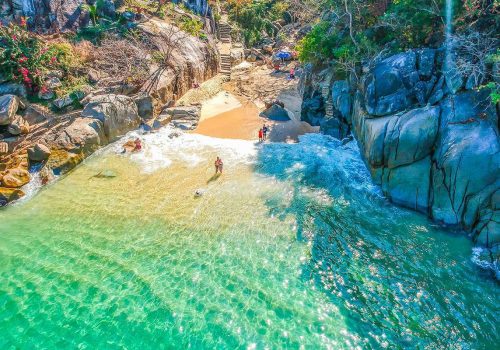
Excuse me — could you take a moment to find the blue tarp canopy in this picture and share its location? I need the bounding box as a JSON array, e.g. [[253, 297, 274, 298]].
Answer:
[[276, 51, 292, 60]]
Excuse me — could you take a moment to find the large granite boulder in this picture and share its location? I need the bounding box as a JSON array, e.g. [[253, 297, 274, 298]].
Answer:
[[363, 52, 417, 116], [81, 94, 140, 142], [260, 104, 290, 121], [382, 156, 432, 211], [138, 20, 219, 104], [432, 120, 499, 227], [8, 115, 30, 135], [0, 94, 19, 126], [28, 143, 51, 162], [50, 117, 107, 155], [383, 106, 439, 169], [159, 106, 201, 130], [1, 168, 30, 188]]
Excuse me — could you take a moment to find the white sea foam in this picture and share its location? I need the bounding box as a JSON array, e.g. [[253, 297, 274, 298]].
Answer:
[[471, 247, 500, 279], [118, 127, 259, 173]]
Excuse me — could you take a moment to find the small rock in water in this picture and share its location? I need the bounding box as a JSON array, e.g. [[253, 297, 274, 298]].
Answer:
[[168, 131, 182, 139], [194, 189, 205, 197]]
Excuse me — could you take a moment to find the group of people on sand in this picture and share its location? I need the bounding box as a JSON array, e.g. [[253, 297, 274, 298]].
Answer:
[[258, 124, 269, 142]]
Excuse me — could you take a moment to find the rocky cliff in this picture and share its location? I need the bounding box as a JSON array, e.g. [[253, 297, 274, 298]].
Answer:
[[0, 0, 210, 31], [300, 48, 499, 255], [0, 16, 219, 204]]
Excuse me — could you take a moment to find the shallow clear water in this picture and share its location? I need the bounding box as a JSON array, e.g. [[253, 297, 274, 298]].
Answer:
[[0, 129, 498, 349]]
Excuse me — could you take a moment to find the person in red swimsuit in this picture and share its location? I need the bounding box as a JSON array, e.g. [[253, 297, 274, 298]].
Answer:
[[258, 128, 263, 142], [133, 138, 142, 152], [215, 157, 223, 174]]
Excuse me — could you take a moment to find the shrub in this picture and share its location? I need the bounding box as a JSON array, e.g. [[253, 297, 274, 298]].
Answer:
[[0, 22, 70, 93], [227, 0, 287, 46], [180, 18, 204, 37]]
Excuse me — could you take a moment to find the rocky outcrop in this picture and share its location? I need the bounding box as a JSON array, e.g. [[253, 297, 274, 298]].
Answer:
[[27, 143, 51, 162], [0, 187, 24, 206], [300, 48, 500, 256], [0, 0, 117, 31], [0, 95, 19, 126], [1, 167, 30, 188], [260, 104, 290, 121], [156, 106, 201, 130], [138, 19, 219, 105], [81, 94, 140, 142]]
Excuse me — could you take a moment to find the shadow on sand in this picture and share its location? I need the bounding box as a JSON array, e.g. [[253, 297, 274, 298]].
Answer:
[[206, 173, 221, 184]]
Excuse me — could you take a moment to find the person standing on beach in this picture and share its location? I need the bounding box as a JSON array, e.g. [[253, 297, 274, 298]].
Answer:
[[215, 157, 223, 174], [262, 124, 269, 140], [258, 128, 263, 142]]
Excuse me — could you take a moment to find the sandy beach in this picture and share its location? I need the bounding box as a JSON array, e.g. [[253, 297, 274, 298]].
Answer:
[[191, 66, 318, 141]]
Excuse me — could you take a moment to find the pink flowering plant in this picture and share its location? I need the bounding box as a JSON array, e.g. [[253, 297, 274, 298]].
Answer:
[[0, 21, 63, 93]]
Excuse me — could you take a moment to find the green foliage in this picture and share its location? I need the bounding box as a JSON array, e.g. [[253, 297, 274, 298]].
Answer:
[[0, 23, 73, 93], [227, 0, 288, 46], [180, 18, 204, 37], [296, 0, 452, 74], [81, 0, 107, 26]]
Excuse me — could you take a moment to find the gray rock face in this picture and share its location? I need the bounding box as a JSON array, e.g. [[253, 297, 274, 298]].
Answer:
[[331, 80, 352, 122], [7, 115, 29, 135], [50, 117, 107, 155], [0, 95, 19, 126], [382, 156, 432, 211], [159, 106, 201, 130], [260, 104, 290, 121], [432, 119, 499, 227], [0, 83, 27, 97], [28, 143, 51, 162], [81, 94, 141, 142], [300, 48, 500, 253], [363, 52, 417, 116], [133, 92, 155, 120]]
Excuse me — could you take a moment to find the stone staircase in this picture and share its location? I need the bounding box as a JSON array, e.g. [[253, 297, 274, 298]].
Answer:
[[220, 53, 232, 77], [322, 85, 334, 118], [219, 22, 232, 44], [218, 19, 232, 78]]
